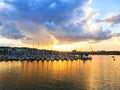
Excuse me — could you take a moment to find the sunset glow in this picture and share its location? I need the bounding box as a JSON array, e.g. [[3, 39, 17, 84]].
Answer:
[[0, 0, 120, 51]]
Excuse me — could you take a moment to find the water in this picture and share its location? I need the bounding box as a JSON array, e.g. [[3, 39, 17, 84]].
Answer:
[[0, 55, 120, 90]]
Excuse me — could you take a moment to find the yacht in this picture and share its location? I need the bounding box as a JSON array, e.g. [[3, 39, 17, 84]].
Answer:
[[81, 54, 92, 60]]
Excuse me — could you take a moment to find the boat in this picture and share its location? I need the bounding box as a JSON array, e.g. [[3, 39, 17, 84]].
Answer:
[[112, 56, 115, 58], [81, 54, 92, 60]]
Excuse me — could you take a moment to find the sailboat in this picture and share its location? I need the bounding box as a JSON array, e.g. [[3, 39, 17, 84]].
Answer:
[[81, 42, 93, 60], [81, 53, 92, 60]]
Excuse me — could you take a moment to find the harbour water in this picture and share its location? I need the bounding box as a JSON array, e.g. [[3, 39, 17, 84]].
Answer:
[[0, 55, 120, 90]]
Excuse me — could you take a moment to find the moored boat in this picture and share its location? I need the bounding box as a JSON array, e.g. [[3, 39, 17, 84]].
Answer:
[[81, 54, 92, 60]]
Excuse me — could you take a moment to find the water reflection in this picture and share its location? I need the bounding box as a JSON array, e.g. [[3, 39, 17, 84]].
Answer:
[[0, 56, 120, 90]]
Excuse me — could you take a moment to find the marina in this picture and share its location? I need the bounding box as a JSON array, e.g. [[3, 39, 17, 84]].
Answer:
[[0, 0, 119, 90], [0, 47, 92, 61]]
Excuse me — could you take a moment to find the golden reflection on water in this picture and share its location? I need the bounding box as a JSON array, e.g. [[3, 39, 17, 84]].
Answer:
[[0, 55, 120, 90], [90, 55, 120, 90]]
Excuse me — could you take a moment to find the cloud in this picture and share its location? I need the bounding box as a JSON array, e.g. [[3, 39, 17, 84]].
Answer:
[[43, 21, 56, 31], [0, 0, 119, 46], [115, 33, 120, 37], [0, 1, 16, 20], [0, 22, 26, 39], [0, 21, 2, 25], [96, 14, 120, 25], [49, 23, 114, 44], [15, 21, 56, 45], [2, 0, 88, 24]]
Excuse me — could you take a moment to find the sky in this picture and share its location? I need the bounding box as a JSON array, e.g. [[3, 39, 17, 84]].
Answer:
[[0, 0, 120, 51]]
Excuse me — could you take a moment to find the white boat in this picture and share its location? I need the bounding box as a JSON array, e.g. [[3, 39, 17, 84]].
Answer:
[[81, 54, 92, 60]]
